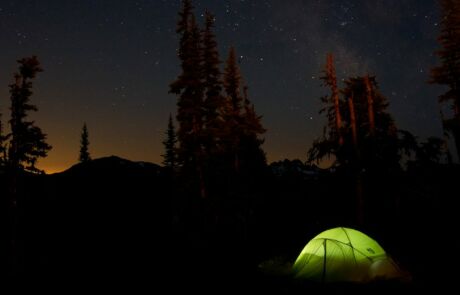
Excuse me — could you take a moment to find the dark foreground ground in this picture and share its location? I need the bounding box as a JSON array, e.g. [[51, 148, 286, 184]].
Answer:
[[1, 157, 459, 292]]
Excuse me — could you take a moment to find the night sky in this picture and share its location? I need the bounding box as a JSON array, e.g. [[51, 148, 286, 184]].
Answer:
[[0, 0, 446, 173]]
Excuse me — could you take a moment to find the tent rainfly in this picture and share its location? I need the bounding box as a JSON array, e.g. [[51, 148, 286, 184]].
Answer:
[[293, 227, 406, 283]]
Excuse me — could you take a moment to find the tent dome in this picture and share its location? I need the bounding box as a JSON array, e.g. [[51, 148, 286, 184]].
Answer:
[[293, 227, 403, 282]]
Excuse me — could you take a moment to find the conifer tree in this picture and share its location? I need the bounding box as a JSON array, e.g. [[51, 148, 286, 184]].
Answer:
[[239, 83, 267, 172], [223, 47, 266, 172], [430, 0, 460, 160], [162, 114, 178, 169], [341, 76, 400, 172], [8, 56, 52, 173], [202, 10, 225, 155], [223, 46, 243, 171], [170, 1, 204, 163], [308, 54, 345, 163], [170, 0, 206, 198], [0, 113, 7, 166], [309, 75, 401, 174], [79, 123, 91, 163], [323, 53, 344, 145], [7, 57, 51, 271]]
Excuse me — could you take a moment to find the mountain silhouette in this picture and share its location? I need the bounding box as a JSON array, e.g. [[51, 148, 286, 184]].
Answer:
[[30, 156, 171, 287]]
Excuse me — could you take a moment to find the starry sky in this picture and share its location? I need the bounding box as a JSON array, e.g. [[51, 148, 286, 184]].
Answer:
[[0, 0, 447, 173]]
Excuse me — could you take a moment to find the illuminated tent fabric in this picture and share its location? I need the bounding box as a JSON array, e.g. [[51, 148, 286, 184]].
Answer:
[[293, 227, 403, 283]]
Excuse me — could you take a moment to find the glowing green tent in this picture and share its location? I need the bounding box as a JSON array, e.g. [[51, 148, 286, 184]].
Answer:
[[293, 227, 404, 283]]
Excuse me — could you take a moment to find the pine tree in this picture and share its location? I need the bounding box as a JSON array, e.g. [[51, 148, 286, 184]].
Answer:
[[170, 2, 204, 163], [7, 56, 52, 271], [0, 113, 7, 166], [430, 0, 460, 160], [308, 54, 345, 163], [239, 83, 267, 172], [223, 46, 244, 171], [222, 47, 266, 173], [323, 53, 344, 145], [223, 47, 243, 115], [170, 0, 206, 198], [162, 114, 178, 169], [202, 10, 226, 155], [79, 123, 91, 163], [8, 56, 52, 173], [309, 74, 402, 174], [341, 76, 400, 173]]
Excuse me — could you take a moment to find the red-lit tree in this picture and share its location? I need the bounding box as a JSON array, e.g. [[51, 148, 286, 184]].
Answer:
[[222, 47, 266, 174], [8, 56, 52, 173], [169, 0, 206, 198], [430, 0, 460, 160], [202, 11, 226, 156], [0, 113, 7, 166]]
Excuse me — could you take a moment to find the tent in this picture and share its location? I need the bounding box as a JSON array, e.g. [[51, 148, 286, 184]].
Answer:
[[293, 227, 404, 283]]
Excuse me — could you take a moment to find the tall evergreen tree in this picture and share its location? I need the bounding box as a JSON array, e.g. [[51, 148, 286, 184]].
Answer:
[[8, 56, 52, 173], [202, 10, 225, 155], [341, 76, 400, 172], [0, 113, 7, 166], [79, 123, 91, 163], [430, 0, 460, 160], [239, 83, 267, 172], [309, 73, 404, 226], [223, 46, 244, 171], [223, 47, 266, 172], [162, 114, 178, 169], [309, 75, 402, 174], [322, 53, 344, 146], [308, 54, 345, 163], [170, 0, 206, 198], [6, 56, 51, 272]]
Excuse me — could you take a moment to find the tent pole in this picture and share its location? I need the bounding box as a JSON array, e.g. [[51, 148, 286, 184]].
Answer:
[[322, 240, 327, 283]]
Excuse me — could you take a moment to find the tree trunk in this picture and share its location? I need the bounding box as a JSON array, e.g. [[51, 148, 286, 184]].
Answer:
[[348, 94, 359, 151], [333, 83, 343, 146], [364, 75, 375, 136]]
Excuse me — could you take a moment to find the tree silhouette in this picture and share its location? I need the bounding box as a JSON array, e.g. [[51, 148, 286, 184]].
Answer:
[[0, 113, 7, 167], [8, 56, 52, 173], [308, 57, 415, 225], [221, 47, 267, 174], [430, 0, 460, 160], [340, 76, 401, 174], [322, 53, 344, 146], [202, 10, 226, 156], [223, 46, 244, 171], [162, 114, 178, 169], [308, 71, 402, 174], [170, 1, 267, 199], [170, 0, 206, 198], [239, 83, 267, 174], [308, 54, 344, 163], [79, 123, 91, 163], [5, 56, 51, 275]]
